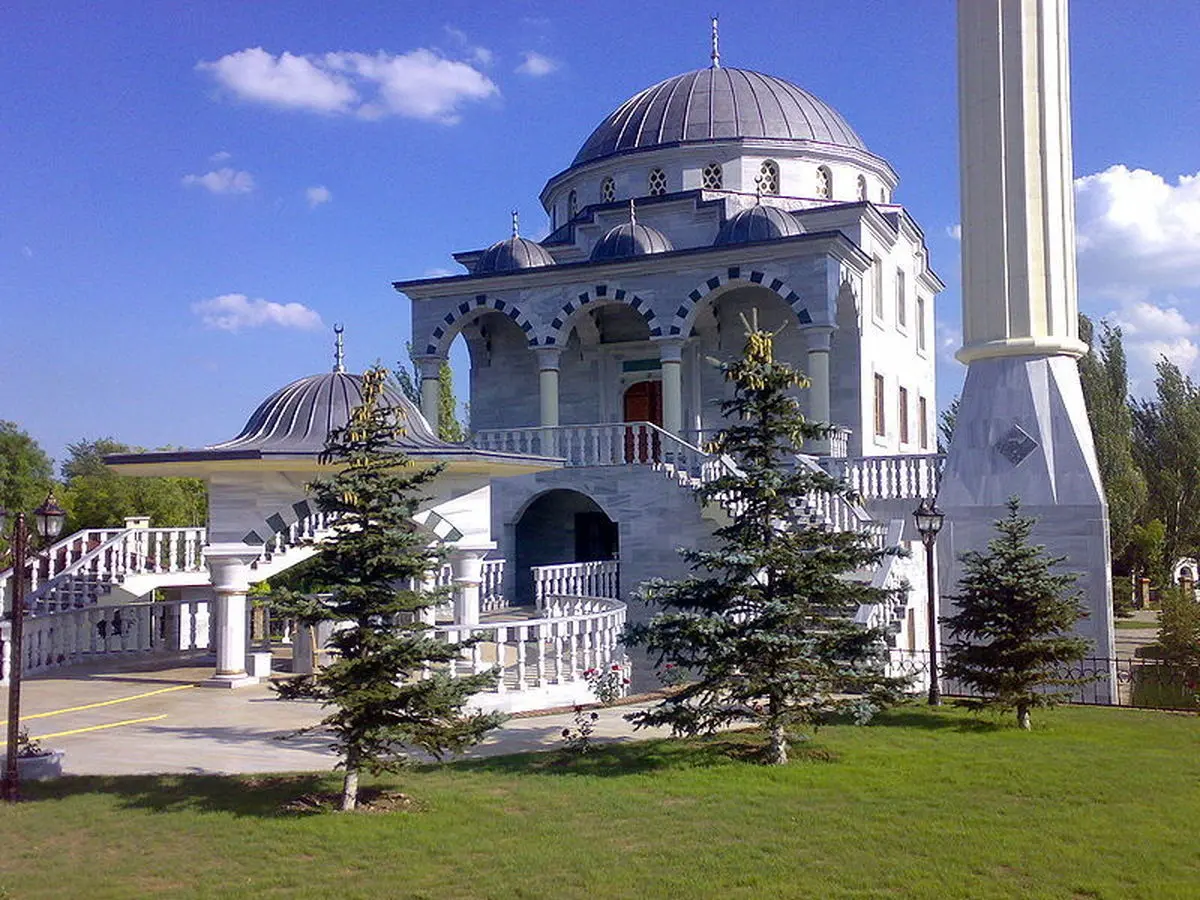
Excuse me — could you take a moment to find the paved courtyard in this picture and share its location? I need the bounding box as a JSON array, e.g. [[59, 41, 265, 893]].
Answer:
[[7, 658, 663, 776]]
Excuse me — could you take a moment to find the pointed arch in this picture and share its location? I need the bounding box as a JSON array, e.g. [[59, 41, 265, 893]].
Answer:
[[424, 294, 536, 358], [538, 283, 662, 347], [668, 267, 813, 337]]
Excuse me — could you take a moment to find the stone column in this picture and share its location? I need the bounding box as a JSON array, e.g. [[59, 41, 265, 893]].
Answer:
[[803, 327, 834, 453], [448, 543, 496, 627], [657, 339, 685, 437], [202, 545, 261, 688], [415, 356, 443, 437], [535, 347, 562, 428], [943, 0, 1114, 681]]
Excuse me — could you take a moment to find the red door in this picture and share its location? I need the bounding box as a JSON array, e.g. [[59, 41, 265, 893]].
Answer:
[[623, 381, 663, 462]]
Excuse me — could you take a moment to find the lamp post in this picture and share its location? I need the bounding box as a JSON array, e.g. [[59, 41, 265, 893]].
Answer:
[[1, 493, 66, 802], [913, 498, 944, 706]]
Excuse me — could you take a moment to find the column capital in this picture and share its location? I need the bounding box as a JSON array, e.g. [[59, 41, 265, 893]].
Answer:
[[534, 346, 562, 372], [413, 355, 445, 379], [654, 337, 686, 363], [448, 543, 496, 584], [204, 544, 260, 593], [802, 325, 835, 352]]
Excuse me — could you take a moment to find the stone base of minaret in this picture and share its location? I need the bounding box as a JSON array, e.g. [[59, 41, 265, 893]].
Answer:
[[938, 354, 1116, 702]]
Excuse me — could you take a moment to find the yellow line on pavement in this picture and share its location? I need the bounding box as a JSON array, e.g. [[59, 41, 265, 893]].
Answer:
[[0, 683, 195, 726], [26, 714, 168, 741]]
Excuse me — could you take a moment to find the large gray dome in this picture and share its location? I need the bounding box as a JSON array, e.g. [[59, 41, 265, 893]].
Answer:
[[573, 67, 866, 167], [475, 236, 556, 275], [714, 205, 804, 246], [209, 371, 443, 454]]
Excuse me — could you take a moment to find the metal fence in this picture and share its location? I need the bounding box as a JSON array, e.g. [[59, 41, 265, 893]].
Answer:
[[888, 649, 1198, 712]]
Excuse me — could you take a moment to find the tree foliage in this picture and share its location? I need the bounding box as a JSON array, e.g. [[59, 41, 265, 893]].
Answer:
[[58, 438, 207, 531], [0, 421, 55, 554], [1156, 586, 1200, 668], [937, 395, 960, 454], [941, 498, 1091, 730], [1077, 315, 1147, 566], [274, 366, 501, 810], [625, 320, 905, 765], [394, 344, 465, 441]]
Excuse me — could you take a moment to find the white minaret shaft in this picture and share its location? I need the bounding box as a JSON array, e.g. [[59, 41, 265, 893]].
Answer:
[[957, 0, 1085, 364]]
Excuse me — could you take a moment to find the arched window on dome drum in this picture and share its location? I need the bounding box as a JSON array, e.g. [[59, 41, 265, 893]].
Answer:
[[816, 166, 832, 200], [601, 176, 615, 203], [568, 190, 579, 219], [758, 160, 779, 195], [702, 162, 723, 190], [648, 168, 667, 196], [856, 174, 868, 202]]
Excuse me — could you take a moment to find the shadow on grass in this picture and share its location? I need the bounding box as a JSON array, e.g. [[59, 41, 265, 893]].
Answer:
[[870, 706, 1005, 734]]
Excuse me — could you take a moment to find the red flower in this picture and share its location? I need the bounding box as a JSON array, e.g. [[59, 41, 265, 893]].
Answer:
[[611, 663, 621, 671]]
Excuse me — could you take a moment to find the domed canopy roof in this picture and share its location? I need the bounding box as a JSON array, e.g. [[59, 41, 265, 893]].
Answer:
[[208, 371, 443, 455], [573, 67, 866, 167], [475, 235, 556, 275], [714, 205, 804, 246], [591, 222, 674, 262]]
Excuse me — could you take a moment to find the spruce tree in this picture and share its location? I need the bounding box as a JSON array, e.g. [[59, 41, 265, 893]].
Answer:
[[276, 366, 502, 810], [625, 318, 905, 764], [941, 498, 1091, 730]]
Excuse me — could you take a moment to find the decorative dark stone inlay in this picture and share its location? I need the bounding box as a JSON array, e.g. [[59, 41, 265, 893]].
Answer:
[[994, 424, 1039, 467]]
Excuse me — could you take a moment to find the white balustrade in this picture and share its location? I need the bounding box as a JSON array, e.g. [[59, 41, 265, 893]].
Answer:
[[822, 454, 945, 502], [473, 422, 710, 477], [531, 560, 620, 610]]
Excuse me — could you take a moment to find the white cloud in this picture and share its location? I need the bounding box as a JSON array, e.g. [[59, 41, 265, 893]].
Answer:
[[182, 167, 256, 195], [20, 245, 33, 259], [198, 46, 498, 124], [209, 150, 232, 163], [192, 294, 323, 332], [945, 223, 961, 241], [305, 185, 332, 208], [442, 26, 493, 67], [516, 51, 558, 77]]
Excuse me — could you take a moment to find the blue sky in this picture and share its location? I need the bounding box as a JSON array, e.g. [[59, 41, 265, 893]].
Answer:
[[3, 0, 1198, 468]]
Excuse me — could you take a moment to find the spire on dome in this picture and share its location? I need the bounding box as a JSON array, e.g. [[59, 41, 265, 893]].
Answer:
[[333, 323, 345, 373], [629, 198, 637, 227], [511, 209, 519, 238], [710, 15, 720, 69]]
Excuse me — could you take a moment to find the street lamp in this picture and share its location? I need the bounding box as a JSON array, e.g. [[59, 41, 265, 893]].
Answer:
[[913, 497, 944, 706], [1, 493, 66, 802]]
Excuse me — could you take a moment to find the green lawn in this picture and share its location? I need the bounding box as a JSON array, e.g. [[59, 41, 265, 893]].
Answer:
[[4, 705, 1199, 900], [1115, 619, 1158, 630]]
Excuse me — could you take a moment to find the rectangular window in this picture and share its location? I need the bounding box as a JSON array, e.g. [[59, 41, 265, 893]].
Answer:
[[872, 257, 884, 321], [919, 396, 929, 449], [896, 269, 907, 327], [916, 295, 927, 351], [873, 374, 886, 437], [899, 386, 910, 444]]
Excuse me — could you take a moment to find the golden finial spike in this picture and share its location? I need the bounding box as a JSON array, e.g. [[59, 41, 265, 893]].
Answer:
[[711, 15, 720, 68], [333, 323, 345, 373]]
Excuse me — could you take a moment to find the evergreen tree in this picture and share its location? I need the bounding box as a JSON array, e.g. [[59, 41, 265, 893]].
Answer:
[[276, 366, 502, 809], [625, 319, 905, 765], [1156, 586, 1200, 667], [941, 498, 1091, 730], [437, 360, 465, 442], [937, 395, 960, 453]]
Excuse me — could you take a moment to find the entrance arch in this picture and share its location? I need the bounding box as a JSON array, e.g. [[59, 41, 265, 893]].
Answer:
[[514, 489, 618, 603]]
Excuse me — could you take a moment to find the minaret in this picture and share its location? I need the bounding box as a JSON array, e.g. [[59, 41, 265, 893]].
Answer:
[[941, 0, 1114, 680]]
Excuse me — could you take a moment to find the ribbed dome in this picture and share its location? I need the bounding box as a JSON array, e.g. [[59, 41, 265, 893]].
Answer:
[[590, 222, 674, 262], [573, 67, 866, 167], [714, 205, 804, 246], [474, 236, 556, 275], [209, 371, 443, 454]]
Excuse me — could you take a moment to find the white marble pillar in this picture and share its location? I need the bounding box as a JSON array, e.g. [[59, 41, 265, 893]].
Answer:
[[803, 326, 833, 453], [944, 0, 1114, 678], [535, 347, 562, 428], [449, 543, 495, 627], [657, 339, 685, 437], [415, 356, 443, 437], [202, 545, 261, 688]]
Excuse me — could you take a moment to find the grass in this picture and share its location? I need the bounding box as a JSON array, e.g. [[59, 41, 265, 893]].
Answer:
[[1114, 619, 1158, 630], [3, 705, 1199, 899]]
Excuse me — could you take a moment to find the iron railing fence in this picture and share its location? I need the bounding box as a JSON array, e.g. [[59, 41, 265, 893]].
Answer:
[[888, 649, 1198, 712]]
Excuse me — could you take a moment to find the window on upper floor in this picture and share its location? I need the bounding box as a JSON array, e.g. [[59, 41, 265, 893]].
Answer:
[[871, 256, 884, 321], [856, 174, 868, 201], [648, 168, 667, 196], [919, 396, 929, 449], [899, 386, 910, 444], [916, 295, 927, 351], [873, 374, 886, 437], [568, 190, 578, 219], [816, 165, 832, 200], [702, 162, 723, 190], [758, 160, 780, 195], [601, 177, 615, 203], [896, 269, 907, 328]]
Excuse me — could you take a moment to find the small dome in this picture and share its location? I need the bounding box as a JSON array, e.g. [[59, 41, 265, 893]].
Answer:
[[209, 371, 444, 454], [591, 222, 674, 262], [474, 236, 556, 275], [714, 205, 804, 246], [573, 67, 866, 167]]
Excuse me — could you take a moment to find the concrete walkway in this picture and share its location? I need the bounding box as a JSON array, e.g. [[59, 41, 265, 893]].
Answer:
[[6, 661, 666, 777]]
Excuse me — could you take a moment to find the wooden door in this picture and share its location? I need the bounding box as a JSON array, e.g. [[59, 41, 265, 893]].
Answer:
[[623, 381, 662, 462]]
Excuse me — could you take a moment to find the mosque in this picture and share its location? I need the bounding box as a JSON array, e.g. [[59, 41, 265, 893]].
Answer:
[[12, 31, 948, 708]]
